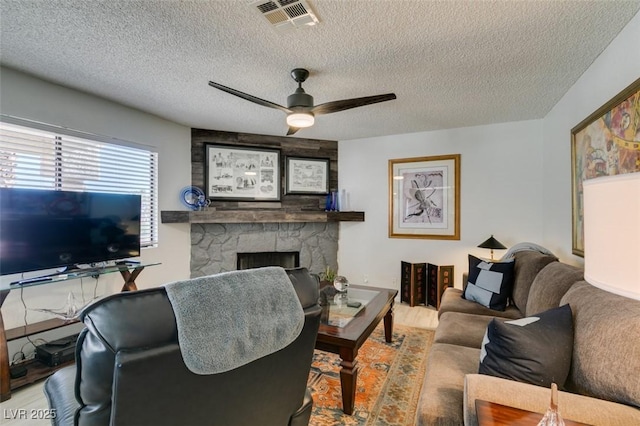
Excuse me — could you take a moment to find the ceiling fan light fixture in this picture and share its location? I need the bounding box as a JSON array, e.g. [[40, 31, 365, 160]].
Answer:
[[286, 112, 314, 128], [208, 67, 396, 136]]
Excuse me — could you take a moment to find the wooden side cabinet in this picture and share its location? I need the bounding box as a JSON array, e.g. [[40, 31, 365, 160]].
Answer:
[[427, 264, 454, 310], [400, 262, 427, 307]]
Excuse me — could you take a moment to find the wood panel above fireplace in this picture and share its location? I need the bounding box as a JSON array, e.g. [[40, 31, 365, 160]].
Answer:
[[192, 128, 338, 212], [172, 128, 364, 225]]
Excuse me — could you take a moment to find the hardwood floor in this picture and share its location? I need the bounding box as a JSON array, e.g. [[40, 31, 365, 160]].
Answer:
[[0, 302, 438, 425], [394, 302, 440, 329]]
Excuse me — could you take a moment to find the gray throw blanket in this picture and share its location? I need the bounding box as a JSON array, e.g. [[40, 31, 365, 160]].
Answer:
[[500, 242, 556, 261], [164, 267, 304, 375]]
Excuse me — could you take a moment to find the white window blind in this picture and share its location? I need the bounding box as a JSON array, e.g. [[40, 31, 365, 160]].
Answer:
[[0, 121, 158, 247]]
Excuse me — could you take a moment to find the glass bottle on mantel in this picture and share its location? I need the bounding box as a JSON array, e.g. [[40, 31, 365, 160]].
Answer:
[[537, 383, 565, 426]]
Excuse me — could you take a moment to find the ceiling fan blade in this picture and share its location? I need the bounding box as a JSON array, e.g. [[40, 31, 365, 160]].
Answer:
[[287, 126, 300, 136], [312, 93, 397, 116], [208, 81, 291, 113]]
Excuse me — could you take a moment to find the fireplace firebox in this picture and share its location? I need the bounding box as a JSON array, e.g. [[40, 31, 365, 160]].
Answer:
[[236, 251, 300, 270]]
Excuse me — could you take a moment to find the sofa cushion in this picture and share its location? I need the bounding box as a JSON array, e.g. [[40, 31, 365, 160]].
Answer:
[[464, 374, 640, 426], [415, 343, 481, 426], [479, 304, 574, 388], [438, 288, 522, 319], [561, 281, 640, 409], [434, 312, 497, 348], [510, 251, 558, 312], [463, 255, 515, 311], [525, 262, 583, 316]]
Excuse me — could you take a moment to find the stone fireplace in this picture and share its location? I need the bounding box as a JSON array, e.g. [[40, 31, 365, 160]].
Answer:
[[190, 222, 338, 277], [176, 129, 360, 278]]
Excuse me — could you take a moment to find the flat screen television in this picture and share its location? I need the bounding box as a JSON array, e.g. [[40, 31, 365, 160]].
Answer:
[[0, 188, 141, 276]]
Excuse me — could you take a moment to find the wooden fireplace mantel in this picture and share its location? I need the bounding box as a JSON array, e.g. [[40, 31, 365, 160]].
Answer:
[[160, 210, 365, 224]]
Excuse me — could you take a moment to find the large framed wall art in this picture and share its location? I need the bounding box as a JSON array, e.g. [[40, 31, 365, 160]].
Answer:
[[571, 77, 640, 256], [205, 143, 280, 200], [389, 154, 460, 240]]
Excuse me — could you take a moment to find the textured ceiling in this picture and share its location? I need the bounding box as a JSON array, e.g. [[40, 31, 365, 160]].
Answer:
[[1, 1, 639, 141]]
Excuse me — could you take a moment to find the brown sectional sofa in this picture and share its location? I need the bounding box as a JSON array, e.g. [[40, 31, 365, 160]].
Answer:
[[415, 250, 640, 425]]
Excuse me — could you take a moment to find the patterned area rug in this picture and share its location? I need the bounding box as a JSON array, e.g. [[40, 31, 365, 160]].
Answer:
[[309, 324, 435, 426]]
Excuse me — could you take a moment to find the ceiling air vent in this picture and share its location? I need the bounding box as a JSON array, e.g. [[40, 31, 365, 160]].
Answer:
[[250, 0, 319, 31]]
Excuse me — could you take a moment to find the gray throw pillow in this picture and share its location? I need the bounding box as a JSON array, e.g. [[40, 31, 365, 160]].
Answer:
[[479, 304, 573, 389]]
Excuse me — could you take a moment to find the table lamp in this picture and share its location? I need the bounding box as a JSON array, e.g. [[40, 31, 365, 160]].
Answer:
[[583, 173, 640, 300], [478, 235, 507, 261]]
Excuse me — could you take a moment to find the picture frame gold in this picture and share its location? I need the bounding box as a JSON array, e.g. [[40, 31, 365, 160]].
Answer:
[[571, 77, 640, 256], [389, 154, 460, 239]]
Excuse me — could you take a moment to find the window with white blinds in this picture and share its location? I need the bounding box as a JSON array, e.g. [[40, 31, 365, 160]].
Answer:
[[0, 121, 158, 247]]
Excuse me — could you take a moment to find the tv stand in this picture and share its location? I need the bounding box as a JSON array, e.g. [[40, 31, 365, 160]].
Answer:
[[0, 262, 159, 401]]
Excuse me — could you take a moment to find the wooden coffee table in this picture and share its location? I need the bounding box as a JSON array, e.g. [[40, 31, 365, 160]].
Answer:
[[476, 400, 591, 426], [315, 284, 397, 415]]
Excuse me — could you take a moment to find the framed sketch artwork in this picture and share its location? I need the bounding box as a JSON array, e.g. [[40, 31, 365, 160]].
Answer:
[[571, 77, 640, 256], [389, 154, 460, 239], [285, 156, 330, 195], [205, 143, 280, 200]]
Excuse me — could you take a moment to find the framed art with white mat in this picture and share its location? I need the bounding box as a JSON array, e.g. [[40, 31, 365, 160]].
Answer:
[[389, 154, 460, 239]]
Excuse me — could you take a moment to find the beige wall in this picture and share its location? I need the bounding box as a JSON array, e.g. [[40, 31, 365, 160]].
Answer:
[[338, 119, 544, 290], [336, 10, 640, 290], [541, 11, 640, 263], [0, 67, 192, 337]]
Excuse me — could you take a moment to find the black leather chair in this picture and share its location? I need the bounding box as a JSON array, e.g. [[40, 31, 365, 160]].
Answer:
[[44, 267, 321, 426]]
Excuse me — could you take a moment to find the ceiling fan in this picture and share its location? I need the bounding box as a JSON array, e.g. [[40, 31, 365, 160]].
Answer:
[[208, 68, 396, 136]]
